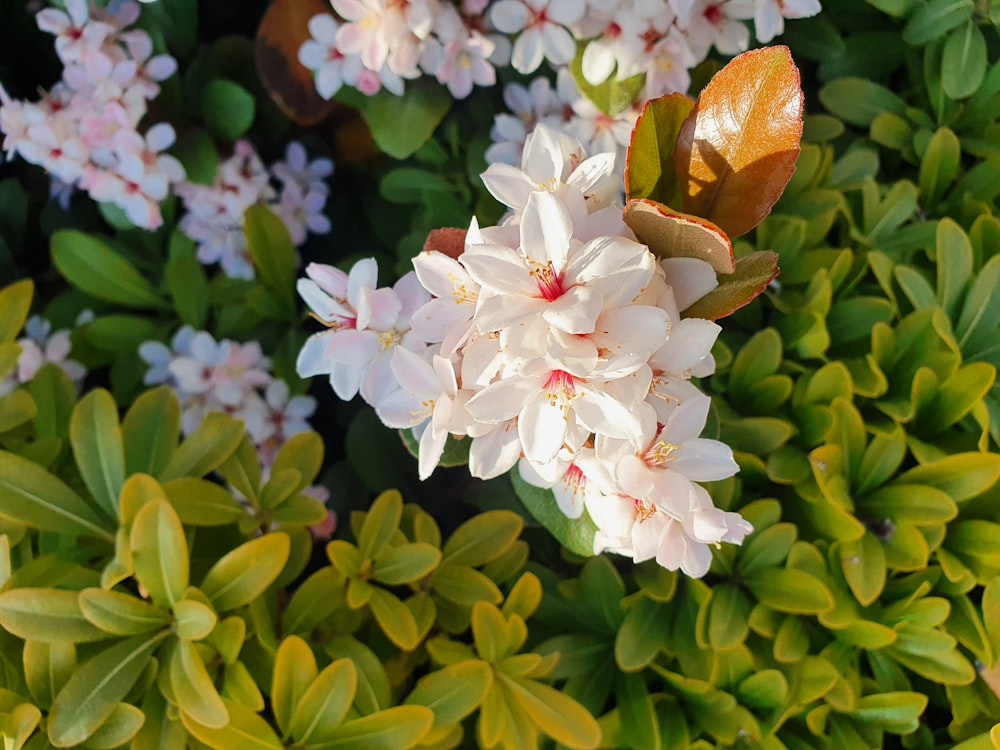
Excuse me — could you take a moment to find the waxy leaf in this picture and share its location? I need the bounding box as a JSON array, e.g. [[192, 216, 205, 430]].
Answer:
[[122, 387, 181, 478], [83, 702, 145, 750], [304, 705, 433, 750], [510, 470, 598, 558], [255, 0, 337, 126], [0, 589, 109, 643], [272, 635, 318, 736], [24, 640, 76, 709], [0, 450, 112, 540], [498, 673, 601, 750], [625, 93, 695, 206], [159, 412, 244, 482], [674, 46, 803, 238], [130, 498, 189, 608], [78, 588, 171, 635], [171, 639, 228, 728], [441, 510, 523, 568], [70, 389, 125, 520], [200, 532, 290, 612], [681, 251, 779, 320], [47, 631, 168, 747], [50, 231, 166, 310], [287, 658, 357, 744], [623, 199, 735, 274], [0, 279, 32, 344], [244, 204, 297, 315], [404, 660, 493, 728], [182, 698, 284, 750]]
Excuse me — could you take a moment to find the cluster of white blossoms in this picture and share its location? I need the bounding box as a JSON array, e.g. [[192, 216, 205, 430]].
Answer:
[[298, 0, 818, 103], [0, 0, 184, 229], [297, 124, 752, 577], [0, 315, 89, 398], [486, 69, 639, 187], [139, 326, 317, 468], [175, 141, 333, 280]]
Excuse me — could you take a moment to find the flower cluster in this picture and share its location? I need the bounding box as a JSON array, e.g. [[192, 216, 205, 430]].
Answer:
[[297, 124, 752, 577], [298, 0, 819, 103], [175, 141, 333, 279], [298, 0, 506, 100], [139, 326, 317, 469], [0, 315, 88, 398], [0, 0, 184, 229], [485, 69, 639, 187]]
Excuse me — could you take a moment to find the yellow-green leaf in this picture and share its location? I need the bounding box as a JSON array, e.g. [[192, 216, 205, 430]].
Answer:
[[0, 588, 109, 642], [159, 412, 244, 482], [47, 631, 168, 747], [130, 498, 188, 608], [368, 587, 419, 651], [181, 697, 284, 750], [171, 639, 228, 729], [373, 543, 440, 586], [173, 598, 218, 641], [122, 387, 180, 478], [404, 660, 493, 728], [200, 533, 290, 612], [303, 705, 433, 750], [24, 640, 75, 709], [357, 490, 403, 561], [163, 477, 245, 526], [272, 635, 318, 736], [0, 279, 33, 344], [78, 588, 171, 635], [70, 389, 125, 520], [82, 702, 145, 750], [288, 658, 356, 744], [497, 673, 601, 750], [624, 93, 695, 206], [441, 510, 522, 568]]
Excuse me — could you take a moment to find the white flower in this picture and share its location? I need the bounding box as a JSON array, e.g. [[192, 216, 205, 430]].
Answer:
[[727, 0, 819, 42], [490, 0, 587, 73]]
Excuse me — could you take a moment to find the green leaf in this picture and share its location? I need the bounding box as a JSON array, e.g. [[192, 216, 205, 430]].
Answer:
[[200, 533, 290, 612], [171, 639, 229, 728], [431, 565, 503, 607], [272, 635, 318, 736], [244, 205, 296, 314], [357, 490, 403, 561], [282, 568, 344, 636], [936, 218, 973, 317], [903, 0, 974, 45], [404, 660, 492, 729], [163, 477, 245, 526], [201, 79, 256, 141], [47, 631, 168, 747], [269, 431, 324, 496], [708, 583, 751, 650], [373, 543, 440, 586], [838, 534, 886, 606], [159, 412, 244, 482], [288, 658, 356, 744], [368, 587, 420, 651], [50, 231, 166, 310], [614, 596, 668, 672], [0, 588, 110, 643], [441, 510, 522, 568], [624, 94, 694, 205], [0, 449, 112, 540], [862, 484, 957, 524], [166, 256, 210, 329], [0, 389, 37, 434], [122, 387, 181, 478], [681, 251, 779, 321], [82, 702, 145, 750], [70, 389, 125, 521], [304, 705, 434, 750], [181, 698, 284, 750], [130, 498, 189, 608], [942, 21, 987, 99], [819, 78, 906, 127], [82, 316, 157, 355], [509, 470, 597, 557], [173, 599, 218, 641], [323, 636, 391, 714], [78, 588, 171, 635], [217, 434, 263, 505], [0, 280, 32, 344], [24, 640, 75, 709], [498, 673, 601, 750], [361, 80, 451, 160], [919, 129, 961, 210], [897, 453, 1000, 502], [743, 568, 834, 614], [851, 692, 928, 734]]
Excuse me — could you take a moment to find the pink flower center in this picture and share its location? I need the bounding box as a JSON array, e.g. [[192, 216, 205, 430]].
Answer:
[[605, 22, 621, 40], [543, 370, 577, 415], [704, 4, 723, 24], [529, 262, 564, 301]]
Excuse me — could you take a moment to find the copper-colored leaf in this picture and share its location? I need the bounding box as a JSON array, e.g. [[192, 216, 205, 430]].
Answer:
[[255, 0, 337, 126], [673, 46, 803, 238], [423, 228, 467, 260], [623, 198, 735, 274], [624, 93, 694, 206], [682, 251, 779, 321]]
